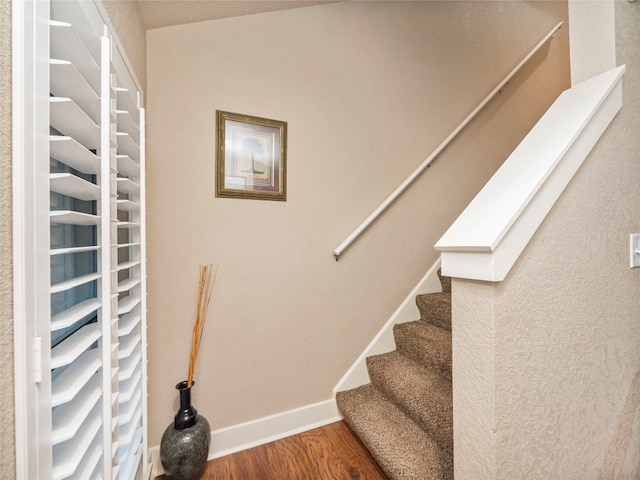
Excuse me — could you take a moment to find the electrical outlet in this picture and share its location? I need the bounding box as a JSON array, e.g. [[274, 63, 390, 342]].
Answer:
[[630, 234, 640, 268]]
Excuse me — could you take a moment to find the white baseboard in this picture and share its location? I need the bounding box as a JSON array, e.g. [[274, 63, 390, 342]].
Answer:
[[332, 258, 442, 393], [149, 258, 442, 478], [149, 398, 341, 477]]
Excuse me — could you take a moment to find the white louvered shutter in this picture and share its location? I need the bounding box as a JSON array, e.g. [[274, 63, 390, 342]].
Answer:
[[113, 37, 147, 480], [14, 0, 147, 478]]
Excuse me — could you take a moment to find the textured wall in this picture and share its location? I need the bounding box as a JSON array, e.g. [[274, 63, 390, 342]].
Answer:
[[101, 0, 147, 92], [136, 0, 336, 30], [145, 1, 569, 447], [451, 279, 498, 477], [568, 0, 616, 85], [453, 1, 640, 477], [0, 0, 14, 477]]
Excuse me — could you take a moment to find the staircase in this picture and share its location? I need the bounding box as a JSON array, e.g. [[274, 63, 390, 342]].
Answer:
[[336, 270, 453, 480]]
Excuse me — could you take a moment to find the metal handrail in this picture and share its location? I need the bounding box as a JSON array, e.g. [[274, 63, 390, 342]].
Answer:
[[333, 21, 564, 260]]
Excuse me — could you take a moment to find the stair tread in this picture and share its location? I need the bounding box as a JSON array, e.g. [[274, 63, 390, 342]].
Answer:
[[415, 292, 451, 331], [337, 384, 452, 480], [394, 320, 452, 380], [367, 351, 452, 451]]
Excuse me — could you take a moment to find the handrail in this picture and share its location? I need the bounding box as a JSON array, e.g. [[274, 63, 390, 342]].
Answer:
[[333, 21, 564, 260]]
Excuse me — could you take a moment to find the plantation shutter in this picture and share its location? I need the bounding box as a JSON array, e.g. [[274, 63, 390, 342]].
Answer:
[[14, 0, 147, 478], [114, 42, 147, 480]]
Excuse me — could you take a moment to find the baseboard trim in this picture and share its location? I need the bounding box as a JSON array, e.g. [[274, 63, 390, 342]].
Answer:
[[149, 398, 341, 477], [149, 258, 442, 477], [333, 258, 442, 393]]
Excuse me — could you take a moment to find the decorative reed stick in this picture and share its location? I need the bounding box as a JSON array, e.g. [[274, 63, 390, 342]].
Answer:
[[187, 264, 217, 388]]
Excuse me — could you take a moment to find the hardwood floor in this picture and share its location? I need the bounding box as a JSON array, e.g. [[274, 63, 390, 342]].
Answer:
[[171, 420, 389, 480]]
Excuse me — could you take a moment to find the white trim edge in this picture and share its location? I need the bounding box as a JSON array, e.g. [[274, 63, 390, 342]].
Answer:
[[13, 0, 52, 477], [436, 66, 625, 282], [333, 258, 442, 393], [12, 1, 29, 476], [149, 398, 341, 477]]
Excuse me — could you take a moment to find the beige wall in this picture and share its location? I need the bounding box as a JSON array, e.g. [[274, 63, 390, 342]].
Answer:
[[0, 0, 14, 477], [146, 1, 569, 447], [453, 1, 640, 478], [568, 0, 616, 84]]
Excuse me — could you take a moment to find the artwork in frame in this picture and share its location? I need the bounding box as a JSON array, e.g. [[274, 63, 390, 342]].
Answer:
[[215, 110, 287, 201]]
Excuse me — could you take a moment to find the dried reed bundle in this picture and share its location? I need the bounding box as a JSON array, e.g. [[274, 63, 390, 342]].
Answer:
[[187, 264, 217, 388]]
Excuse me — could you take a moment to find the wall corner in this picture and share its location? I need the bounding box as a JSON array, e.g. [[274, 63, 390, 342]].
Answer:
[[451, 278, 498, 479]]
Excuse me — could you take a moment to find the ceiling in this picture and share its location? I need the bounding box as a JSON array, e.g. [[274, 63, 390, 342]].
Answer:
[[136, 0, 338, 30]]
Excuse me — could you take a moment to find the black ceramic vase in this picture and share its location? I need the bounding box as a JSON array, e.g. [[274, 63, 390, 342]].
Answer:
[[160, 381, 211, 480]]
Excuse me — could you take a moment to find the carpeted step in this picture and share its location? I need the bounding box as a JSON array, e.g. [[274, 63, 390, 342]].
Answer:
[[437, 268, 451, 293], [415, 292, 451, 331], [393, 320, 452, 381], [336, 384, 452, 480], [336, 268, 455, 478], [366, 351, 452, 453]]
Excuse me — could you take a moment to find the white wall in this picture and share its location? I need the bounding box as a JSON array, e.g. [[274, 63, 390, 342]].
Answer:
[[145, 0, 570, 448], [453, 1, 640, 477]]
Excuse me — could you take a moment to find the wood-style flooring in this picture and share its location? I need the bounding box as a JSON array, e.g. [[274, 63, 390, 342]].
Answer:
[[161, 420, 389, 480]]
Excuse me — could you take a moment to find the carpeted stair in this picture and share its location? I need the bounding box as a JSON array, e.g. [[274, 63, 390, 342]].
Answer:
[[336, 269, 453, 480]]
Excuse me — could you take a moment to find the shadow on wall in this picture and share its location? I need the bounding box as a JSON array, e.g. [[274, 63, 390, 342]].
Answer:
[[599, 370, 640, 478]]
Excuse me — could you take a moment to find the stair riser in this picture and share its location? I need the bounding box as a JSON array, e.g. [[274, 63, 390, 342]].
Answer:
[[437, 268, 451, 293], [415, 293, 452, 331], [336, 386, 452, 480], [393, 322, 452, 381], [335, 273, 453, 480], [366, 355, 453, 453], [395, 344, 452, 382]]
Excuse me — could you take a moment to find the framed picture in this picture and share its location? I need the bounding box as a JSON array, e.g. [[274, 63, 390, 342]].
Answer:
[[215, 110, 287, 201]]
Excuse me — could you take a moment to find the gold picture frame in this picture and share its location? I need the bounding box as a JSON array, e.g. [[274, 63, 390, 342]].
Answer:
[[215, 110, 287, 201]]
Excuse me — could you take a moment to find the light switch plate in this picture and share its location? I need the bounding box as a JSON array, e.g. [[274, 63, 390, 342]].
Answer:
[[630, 234, 640, 268]]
